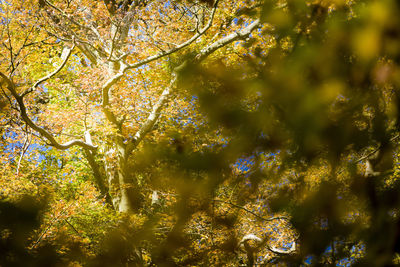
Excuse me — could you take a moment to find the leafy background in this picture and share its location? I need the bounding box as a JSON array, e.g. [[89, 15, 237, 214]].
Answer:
[[2, 0, 400, 266]]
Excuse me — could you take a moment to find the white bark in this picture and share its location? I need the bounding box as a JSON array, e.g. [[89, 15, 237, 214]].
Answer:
[[268, 242, 296, 255], [23, 43, 75, 96], [126, 18, 261, 154], [22, 0, 263, 213]]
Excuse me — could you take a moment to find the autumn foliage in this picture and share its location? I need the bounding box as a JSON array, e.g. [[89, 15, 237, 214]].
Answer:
[[2, 0, 400, 266]]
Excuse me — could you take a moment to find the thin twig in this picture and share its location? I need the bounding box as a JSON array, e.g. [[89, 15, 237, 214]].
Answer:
[[16, 130, 31, 175], [213, 199, 289, 222], [31, 203, 74, 249], [64, 218, 80, 235]]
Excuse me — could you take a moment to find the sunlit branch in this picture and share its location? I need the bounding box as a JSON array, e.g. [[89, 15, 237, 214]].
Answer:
[[22, 42, 76, 97], [240, 233, 265, 266], [196, 18, 260, 62], [127, 73, 177, 154], [82, 0, 221, 134], [240, 233, 296, 266], [101, 71, 125, 128], [75, 43, 98, 65], [126, 17, 261, 154], [267, 242, 297, 255], [0, 72, 97, 151], [81, 7, 105, 45], [16, 130, 31, 175]]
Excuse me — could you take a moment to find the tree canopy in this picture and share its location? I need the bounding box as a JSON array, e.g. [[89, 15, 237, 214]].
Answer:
[[2, 0, 400, 266]]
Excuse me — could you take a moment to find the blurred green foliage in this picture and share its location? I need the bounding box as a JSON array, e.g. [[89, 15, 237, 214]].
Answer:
[[174, 0, 400, 265]]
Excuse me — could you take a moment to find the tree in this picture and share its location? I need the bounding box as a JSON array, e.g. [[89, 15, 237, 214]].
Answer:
[[1, 0, 272, 264], [0, 0, 261, 213], [2, 0, 400, 266]]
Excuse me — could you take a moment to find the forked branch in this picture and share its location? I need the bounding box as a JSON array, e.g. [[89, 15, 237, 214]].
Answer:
[[126, 18, 261, 154], [100, 1, 220, 130]]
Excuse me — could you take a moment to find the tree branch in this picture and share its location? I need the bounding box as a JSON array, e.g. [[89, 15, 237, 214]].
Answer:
[[126, 17, 262, 154], [240, 233, 296, 266], [43, 0, 100, 41], [196, 19, 260, 62], [98, 1, 222, 129], [101, 70, 126, 128], [213, 199, 289, 222], [0, 72, 97, 151], [22, 42, 75, 96], [267, 242, 296, 255], [127, 73, 177, 154], [16, 129, 31, 175], [123, 0, 220, 71], [83, 144, 112, 205]]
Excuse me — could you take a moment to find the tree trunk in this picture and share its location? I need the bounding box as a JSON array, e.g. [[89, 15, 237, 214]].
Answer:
[[116, 143, 136, 212], [98, 142, 142, 213]]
